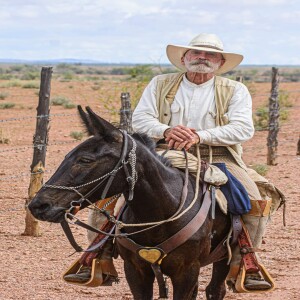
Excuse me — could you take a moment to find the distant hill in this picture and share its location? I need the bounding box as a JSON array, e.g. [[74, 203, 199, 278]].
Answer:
[[1, 58, 298, 68]]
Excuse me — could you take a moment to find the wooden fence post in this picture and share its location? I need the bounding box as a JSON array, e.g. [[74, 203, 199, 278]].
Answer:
[[267, 67, 280, 165], [236, 76, 243, 82], [119, 92, 133, 133], [23, 67, 53, 236]]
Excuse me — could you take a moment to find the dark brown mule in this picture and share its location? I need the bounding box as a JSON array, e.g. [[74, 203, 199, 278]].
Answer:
[[29, 107, 231, 300]]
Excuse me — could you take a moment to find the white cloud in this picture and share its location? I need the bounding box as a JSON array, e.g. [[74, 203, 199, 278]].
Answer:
[[0, 0, 299, 64]]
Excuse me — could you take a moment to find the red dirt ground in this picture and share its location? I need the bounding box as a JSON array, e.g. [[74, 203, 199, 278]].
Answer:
[[0, 79, 299, 299]]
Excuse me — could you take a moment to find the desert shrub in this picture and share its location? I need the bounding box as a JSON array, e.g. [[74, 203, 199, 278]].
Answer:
[[0, 80, 22, 88], [22, 81, 39, 89], [20, 72, 39, 80], [254, 90, 292, 130], [253, 106, 269, 130], [0, 128, 10, 144], [51, 96, 70, 106], [128, 65, 155, 82], [252, 164, 268, 176], [51, 95, 75, 109], [9, 65, 23, 72], [70, 131, 84, 140], [63, 102, 76, 109], [0, 102, 15, 109], [279, 90, 293, 108], [62, 72, 74, 81], [0, 74, 13, 80], [0, 92, 9, 100]]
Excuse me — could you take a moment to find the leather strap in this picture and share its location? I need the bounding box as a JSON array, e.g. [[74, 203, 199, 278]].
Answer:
[[116, 183, 211, 257], [151, 264, 168, 299], [238, 222, 260, 273], [61, 220, 83, 252]]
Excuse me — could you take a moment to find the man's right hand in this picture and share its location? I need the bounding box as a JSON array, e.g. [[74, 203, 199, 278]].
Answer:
[[164, 125, 200, 150]]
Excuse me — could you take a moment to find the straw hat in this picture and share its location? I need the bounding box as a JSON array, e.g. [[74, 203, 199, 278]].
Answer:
[[166, 33, 243, 75]]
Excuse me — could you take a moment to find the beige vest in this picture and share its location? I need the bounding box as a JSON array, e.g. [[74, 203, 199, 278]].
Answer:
[[155, 72, 247, 169]]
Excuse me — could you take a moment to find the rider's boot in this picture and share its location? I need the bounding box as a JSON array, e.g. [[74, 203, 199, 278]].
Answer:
[[227, 199, 272, 291], [63, 238, 118, 284], [63, 196, 124, 285]]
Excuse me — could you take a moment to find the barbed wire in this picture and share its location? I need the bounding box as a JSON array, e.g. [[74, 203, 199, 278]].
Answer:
[[0, 169, 53, 182], [0, 206, 24, 214], [0, 139, 81, 154], [0, 110, 118, 123]]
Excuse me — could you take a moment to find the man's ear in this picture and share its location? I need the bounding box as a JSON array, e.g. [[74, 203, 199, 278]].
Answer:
[[180, 56, 185, 65], [220, 58, 226, 67]]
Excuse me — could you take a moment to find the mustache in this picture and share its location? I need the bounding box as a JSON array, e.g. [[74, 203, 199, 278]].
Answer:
[[189, 59, 213, 67]]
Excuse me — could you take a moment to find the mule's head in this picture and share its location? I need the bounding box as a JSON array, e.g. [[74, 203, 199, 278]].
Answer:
[[28, 106, 129, 223]]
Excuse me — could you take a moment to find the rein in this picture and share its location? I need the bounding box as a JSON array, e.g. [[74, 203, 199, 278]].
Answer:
[[42, 130, 202, 252]]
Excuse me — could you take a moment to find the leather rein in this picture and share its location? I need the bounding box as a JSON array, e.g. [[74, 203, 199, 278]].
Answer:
[[43, 130, 137, 251], [42, 130, 214, 258]]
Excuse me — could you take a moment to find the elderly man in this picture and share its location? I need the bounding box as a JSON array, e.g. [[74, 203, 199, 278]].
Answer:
[[132, 33, 272, 291], [64, 33, 273, 292]]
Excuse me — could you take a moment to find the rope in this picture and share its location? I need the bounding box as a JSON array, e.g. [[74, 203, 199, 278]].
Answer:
[[117, 145, 202, 228]]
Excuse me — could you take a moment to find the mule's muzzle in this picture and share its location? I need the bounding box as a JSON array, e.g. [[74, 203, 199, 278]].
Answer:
[[28, 197, 65, 223]]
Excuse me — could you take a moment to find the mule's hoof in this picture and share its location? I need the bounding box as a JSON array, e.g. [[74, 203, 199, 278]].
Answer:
[[101, 274, 120, 286]]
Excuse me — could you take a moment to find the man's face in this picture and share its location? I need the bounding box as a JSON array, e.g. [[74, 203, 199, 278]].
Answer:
[[182, 49, 224, 73]]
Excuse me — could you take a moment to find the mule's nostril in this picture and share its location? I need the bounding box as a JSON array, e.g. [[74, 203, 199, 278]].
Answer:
[[28, 199, 51, 215], [39, 203, 51, 212]]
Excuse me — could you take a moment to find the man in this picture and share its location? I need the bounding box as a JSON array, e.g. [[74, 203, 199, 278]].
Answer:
[[65, 33, 273, 291], [132, 33, 272, 291]]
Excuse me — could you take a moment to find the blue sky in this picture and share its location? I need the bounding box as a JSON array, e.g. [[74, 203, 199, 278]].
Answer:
[[0, 0, 299, 65]]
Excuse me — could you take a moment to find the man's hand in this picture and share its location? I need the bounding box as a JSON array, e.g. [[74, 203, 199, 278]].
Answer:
[[164, 125, 200, 150]]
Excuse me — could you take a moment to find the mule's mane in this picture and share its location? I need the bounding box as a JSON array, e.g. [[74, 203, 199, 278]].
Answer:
[[131, 132, 172, 167]]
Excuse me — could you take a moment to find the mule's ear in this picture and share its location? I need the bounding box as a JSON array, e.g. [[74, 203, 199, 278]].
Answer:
[[85, 106, 123, 142], [78, 105, 95, 136]]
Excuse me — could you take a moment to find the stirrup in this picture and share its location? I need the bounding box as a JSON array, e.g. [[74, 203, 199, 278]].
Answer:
[[235, 263, 275, 293], [62, 258, 118, 287]]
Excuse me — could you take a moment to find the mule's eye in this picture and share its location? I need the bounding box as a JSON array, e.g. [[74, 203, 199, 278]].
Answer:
[[77, 156, 95, 164]]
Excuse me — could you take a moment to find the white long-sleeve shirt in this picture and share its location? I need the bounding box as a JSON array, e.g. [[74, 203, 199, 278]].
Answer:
[[132, 75, 254, 146]]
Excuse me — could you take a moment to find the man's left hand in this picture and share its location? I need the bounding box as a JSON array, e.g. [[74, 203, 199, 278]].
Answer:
[[165, 125, 200, 150]]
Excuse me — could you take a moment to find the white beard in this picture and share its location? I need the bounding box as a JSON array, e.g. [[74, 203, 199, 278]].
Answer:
[[184, 58, 222, 73]]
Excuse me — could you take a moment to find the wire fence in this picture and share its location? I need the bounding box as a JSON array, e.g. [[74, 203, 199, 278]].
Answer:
[[0, 78, 299, 214]]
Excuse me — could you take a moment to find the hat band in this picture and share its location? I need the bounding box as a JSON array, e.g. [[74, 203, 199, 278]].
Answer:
[[191, 44, 223, 51]]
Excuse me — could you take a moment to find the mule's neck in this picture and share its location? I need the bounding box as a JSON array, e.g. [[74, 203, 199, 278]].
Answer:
[[126, 149, 186, 222]]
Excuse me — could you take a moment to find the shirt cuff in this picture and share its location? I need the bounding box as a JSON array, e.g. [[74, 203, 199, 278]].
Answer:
[[151, 125, 170, 139], [196, 130, 212, 144]]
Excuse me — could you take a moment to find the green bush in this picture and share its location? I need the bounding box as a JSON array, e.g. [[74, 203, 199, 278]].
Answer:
[[22, 81, 39, 89], [20, 72, 39, 80], [51, 96, 70, 106], [252, 164, 269, 176], [63, 102, 76, 109], [70, 131, 84, 140], [0, 92, 9, 100], [0, 74, 13, 80], [51, 95, 76, 109], [0, 80, 22, 88], [0, 102, 15, 109], [279, 90, 293, 108]]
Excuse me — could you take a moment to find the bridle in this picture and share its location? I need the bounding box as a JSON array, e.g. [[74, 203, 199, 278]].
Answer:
[[42, 130, 200, 253], [44, 130, 137, 212], [43, 130, 138, 251]]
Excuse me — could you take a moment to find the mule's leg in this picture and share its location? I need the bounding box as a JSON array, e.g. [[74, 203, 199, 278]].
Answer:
[[124, 260, 155, 300], [205, 258, 229, 300], [171, 265, 200, 300]]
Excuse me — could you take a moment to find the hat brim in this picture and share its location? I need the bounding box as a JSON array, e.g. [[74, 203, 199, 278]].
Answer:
[[166, 44, 243, 75]]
